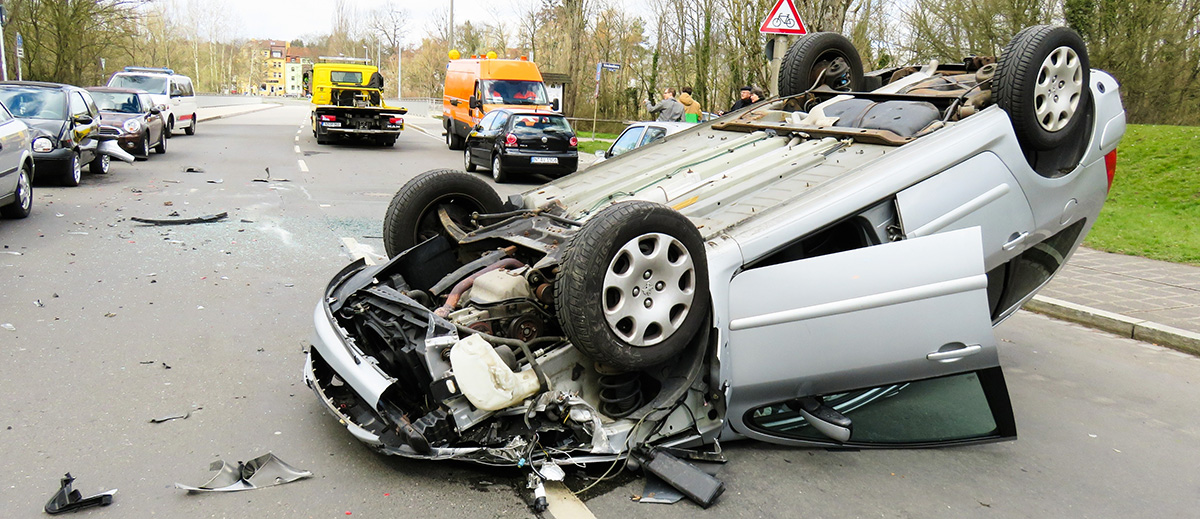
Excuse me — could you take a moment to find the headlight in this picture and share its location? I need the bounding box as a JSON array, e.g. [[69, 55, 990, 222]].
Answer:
[[123, 119, 141, 133], [32, 136, 54, 152]]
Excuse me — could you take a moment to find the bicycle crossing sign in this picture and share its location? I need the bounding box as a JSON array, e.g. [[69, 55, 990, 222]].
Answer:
[[760, 0, 808, 35]]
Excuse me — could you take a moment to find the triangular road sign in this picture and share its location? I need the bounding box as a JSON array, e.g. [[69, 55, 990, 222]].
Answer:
[[760, 0, 808, 35]]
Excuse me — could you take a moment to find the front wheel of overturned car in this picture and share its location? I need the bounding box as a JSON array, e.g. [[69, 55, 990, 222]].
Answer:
[[996, 25, 1090, 151], [382, 169, 504, 258], [778, 32, 864, 97], [555, 201, 710, 372]]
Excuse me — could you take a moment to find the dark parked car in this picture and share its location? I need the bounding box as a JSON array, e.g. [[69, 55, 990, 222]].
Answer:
[[87, 87, 167, 160], [0, 99, 36, 219], [0, 82, 108, 186], [462, 109, 578, 183]]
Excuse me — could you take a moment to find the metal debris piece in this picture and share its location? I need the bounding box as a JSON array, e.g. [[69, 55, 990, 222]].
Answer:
[[34, 300, 44, 307], [207, 179, 223, 184], [130, 212, 229, 226], [184, 167, 204, 173], [2, 323, 15, 331], [44, 473, 116, 514], [637, 473, 685, 505], [175, 452, 312, 493], [149, 411, 190, 423], [1, 251, 23, 255]]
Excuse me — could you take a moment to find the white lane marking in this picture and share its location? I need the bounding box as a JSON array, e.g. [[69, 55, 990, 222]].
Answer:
[[545, 482, 597, 519], [294, 135, 299, 142], [407, 123, 444, 142], [294, 145, 301, 153], [340, 237, 383, 266], [298, 159, 309, 172]]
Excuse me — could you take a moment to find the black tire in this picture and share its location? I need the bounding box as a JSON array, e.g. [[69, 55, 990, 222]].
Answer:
[[463, 149, 477, 172], [184, 114, 196, 135], [165, 116, 173, 138], [1, 164, 32, 219], [137, 133, 150, 160], [154, 131, 167, 154], [996, 25, 1090, 151], [380, 136, 396, 147], [491, 154, 509, 183], [446, 126, 465, 150], [89, 154, 110, 175], [382, 169, 504, 258], [61, 153, 82, 187], [555, 201, 710, 372], [779, 32, 864, 97]]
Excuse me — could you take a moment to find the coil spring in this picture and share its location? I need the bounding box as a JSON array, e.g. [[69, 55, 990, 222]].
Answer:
[[598, 372, 644, 418]]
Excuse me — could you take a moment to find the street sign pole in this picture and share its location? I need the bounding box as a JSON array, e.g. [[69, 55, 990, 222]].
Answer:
[[15, 32, 22, 81], [0, 6, 8, 82]]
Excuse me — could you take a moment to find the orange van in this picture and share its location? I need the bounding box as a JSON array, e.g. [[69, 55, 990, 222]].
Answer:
[[443, 58, 558, 150]]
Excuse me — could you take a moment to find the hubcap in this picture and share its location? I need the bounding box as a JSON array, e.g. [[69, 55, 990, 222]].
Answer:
[[99, 155, 110, 172], [464, 150, 471, 170], [71, 155, 81, 182], [492, 157, 501, 179], [601, 232, 696, 347], [1034, 46, 1083, 132], [18, 170, 30, 210]]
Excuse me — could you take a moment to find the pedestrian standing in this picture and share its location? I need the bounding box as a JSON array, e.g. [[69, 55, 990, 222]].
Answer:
[[645, 88, 685, 122], [679, 86, 703, 122], [728, 86, 753, 112]]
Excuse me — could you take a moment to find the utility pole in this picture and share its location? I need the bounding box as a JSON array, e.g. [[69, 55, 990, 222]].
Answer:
[[396, 44, 402, 99], [0, 3, 8, 82], [448, 0, 454, 51]]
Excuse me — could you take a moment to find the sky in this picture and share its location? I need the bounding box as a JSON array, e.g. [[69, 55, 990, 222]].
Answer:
[[227, 0, 569, 47]]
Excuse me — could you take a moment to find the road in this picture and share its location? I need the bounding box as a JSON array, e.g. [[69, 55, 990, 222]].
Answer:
[[1, 105, 1198, 518]]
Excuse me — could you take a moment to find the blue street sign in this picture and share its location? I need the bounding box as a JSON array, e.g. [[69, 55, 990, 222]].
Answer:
[[16, 33, 22, 49]]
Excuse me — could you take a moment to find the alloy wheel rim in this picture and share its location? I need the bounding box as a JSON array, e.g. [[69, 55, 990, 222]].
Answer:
[[492, 157, 501, 180], [601, 232, 696, 347], [464, 150, 471, 170], [18, 170, 30, 210], [100, 155, 110, 172], [1034, 46, 1083, 132], [71, 155, 81, 183]]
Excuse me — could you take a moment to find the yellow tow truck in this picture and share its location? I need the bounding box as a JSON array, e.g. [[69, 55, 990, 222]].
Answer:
[[310, 57, 406, 146]]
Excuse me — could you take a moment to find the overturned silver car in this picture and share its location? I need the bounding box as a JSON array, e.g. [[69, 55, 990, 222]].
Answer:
[[306, 26, 1124, 481]]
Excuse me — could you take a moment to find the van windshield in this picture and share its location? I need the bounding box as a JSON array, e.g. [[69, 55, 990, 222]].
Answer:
[[109, 74, 168, 95], [482, 80, 548, 106]]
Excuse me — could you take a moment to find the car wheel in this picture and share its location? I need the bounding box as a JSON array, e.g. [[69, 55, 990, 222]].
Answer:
[[382, 169, 504, 258], [154, 131, 167, 154], [996, 25, 1090, 151], [185, 114, 196, 135], [555, 201, 710, 372], [89, 154, 110, 175], [137, 133, 151, 160], [446, 128, 465, 150], [1, 164, 32, 219], [491, 154, 509, 183], [61, 153, 82, 187], [778, 32, 864, 97], [463, 149, 477, 172], [166, 116, 174, 138]]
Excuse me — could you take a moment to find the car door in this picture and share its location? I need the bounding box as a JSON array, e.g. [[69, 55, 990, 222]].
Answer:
[[466, 111, 499, 165], [140, 93, 164, 144], [725, 227, 1016, 447], [0, 103, 25, 195], [68, 91, 98, 163], [607, 125, 646, 158]]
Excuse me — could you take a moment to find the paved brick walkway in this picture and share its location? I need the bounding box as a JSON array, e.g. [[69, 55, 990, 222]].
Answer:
[[1040, 247, 1200, 335]]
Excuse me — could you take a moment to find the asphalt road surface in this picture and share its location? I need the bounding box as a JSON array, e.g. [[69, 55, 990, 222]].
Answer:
[[2, 105, 1198, 518]]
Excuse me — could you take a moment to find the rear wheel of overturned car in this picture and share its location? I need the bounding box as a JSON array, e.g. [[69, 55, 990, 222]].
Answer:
[[1, 164, 32, 219], [382, 169, 504, 258], [555, 201, 710, 372], [996, 25, 1091, 151], [778, 32, 864, 97]]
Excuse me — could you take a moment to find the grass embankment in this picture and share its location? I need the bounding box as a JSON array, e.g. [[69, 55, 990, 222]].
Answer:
[[1086, 124, 1200, 265]]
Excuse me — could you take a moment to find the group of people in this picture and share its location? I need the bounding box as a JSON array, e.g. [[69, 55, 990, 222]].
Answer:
[[643, 85, 764, 122]]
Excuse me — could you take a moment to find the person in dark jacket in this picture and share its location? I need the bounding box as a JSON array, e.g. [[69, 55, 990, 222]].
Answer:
[[728, 86, 753, 112]]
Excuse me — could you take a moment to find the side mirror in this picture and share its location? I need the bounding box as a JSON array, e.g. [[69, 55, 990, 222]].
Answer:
[[473, 124, 482, 131], [594, 150, 606, 159], [149, 107, 161, 115], [551, 98, 560, 112], [468, 96, 481, 110], [73, 114, 93, 125]]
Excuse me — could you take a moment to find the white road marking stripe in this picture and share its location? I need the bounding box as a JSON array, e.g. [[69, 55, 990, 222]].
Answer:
[[298, 159, 309, 172], [407, 123, 444, 142], [294, 145, 301, 153], [340, 237, 382, 266], [545, 482, 597, 519], [294, 135, 299, 142]]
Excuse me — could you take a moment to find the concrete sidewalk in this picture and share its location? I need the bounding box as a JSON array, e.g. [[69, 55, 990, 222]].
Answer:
[[1026, 247, 1200, 355]]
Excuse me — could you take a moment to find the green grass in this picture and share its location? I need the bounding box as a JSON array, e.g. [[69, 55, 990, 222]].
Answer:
[[1085, 124, 1200, 265], [574, 131, 619, 140], [577, 140, 610, 155]]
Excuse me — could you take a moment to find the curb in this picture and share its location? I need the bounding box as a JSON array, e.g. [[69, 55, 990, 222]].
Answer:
[[1024, 295, 1200, 356], [196, 103, 280, 123]]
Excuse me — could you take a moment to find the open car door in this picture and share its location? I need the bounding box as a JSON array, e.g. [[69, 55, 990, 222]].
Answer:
[[724, 227, 1016, 447]]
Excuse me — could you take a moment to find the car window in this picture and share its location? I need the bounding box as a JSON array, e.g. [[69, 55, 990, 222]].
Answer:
[[0, 103, 12, 123], [180, 78, 194, 96], [169, 79, 184, 97], [509, 114, 571, 137], [81, 91, 100, 116], [482, 80, 549, 105], [610, 126, 645, 156], [0, 88, 66, 120], [109, 74, 168, 95], [489, 112, 510, 131], [329, 71, 362, 85], [477, 111, 498, 131], [69, 92, 89, 118], [641, 126, 668, 146], [139, 94, 156, 111], [92, 92, 142, 113]]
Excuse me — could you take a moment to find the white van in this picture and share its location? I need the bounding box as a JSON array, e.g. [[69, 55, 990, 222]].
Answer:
[[107, 67, 198, 136]]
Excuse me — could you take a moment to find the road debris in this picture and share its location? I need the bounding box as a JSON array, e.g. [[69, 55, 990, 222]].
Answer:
[[34, 300, 44, 307], [175, 452, 312, 493], [253, 166, 289, 182], [149, 408, 197, 423], [44, 473, 116, 514], [207, 179, 223, 184], [184, 167, 204, 173], [130, 212, 229, 226], [1, 323, 15, 331], [164, 201, 174, 206], [1, 251, 23, 255]]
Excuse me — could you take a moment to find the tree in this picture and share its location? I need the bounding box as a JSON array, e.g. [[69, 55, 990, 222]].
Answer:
[[6, 0, 143, 85]]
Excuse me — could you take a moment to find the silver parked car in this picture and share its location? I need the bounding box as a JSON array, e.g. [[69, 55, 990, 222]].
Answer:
[[0, 99, 36, 219], [305, 26, 1125, 499], [597, 120, 694, 161]]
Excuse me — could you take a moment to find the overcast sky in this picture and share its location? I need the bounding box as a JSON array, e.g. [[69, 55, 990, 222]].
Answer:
[[226, 0, 606, 47]]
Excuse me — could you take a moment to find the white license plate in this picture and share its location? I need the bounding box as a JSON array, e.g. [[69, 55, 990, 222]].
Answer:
[[531, 157, 558, 164], [321, 122, 342, 128]]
